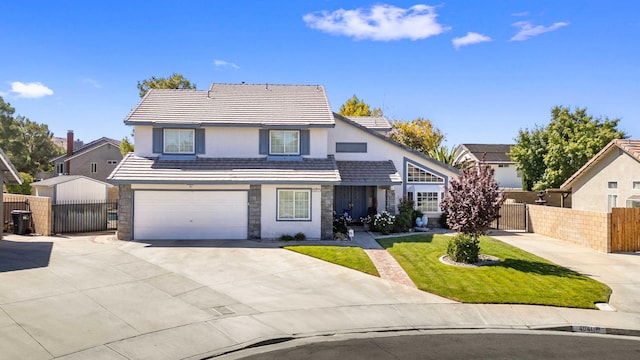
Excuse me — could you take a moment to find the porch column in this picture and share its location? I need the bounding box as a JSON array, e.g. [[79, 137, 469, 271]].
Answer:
[[321, 185, 334, 240], [385, 188, 396, 215], [117, 184, 132, 240]]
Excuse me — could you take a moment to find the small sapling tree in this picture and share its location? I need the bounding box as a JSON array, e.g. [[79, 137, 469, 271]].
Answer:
[[440, 160, 504, 263]]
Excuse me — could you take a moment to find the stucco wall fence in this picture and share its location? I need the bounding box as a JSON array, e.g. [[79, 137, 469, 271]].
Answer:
[[2, 194, 52, 236], [526, 204, 610, 252]]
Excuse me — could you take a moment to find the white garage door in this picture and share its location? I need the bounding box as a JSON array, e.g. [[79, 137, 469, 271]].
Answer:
[[134, 191, 248, 240]]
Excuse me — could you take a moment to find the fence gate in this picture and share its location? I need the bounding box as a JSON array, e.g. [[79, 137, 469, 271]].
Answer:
[[490, 203, 527, 231], [610, 208, 640, 252], [52, 201, 118, 234]]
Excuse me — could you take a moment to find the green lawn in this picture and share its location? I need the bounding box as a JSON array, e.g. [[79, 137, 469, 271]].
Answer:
[[377, 234, 611, 309], [284, 246, 380, 277]]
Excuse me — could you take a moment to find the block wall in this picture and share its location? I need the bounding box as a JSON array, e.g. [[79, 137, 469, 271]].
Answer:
[[2, 193, 52, 236]]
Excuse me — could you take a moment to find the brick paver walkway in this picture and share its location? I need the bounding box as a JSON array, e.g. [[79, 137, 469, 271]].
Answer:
[[354, 231, 417, 288]]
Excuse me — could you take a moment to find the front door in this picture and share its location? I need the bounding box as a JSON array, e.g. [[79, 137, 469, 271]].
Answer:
[[334, 186, 370, 221]]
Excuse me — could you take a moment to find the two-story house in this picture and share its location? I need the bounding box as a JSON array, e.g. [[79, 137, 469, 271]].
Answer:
[[51, 131, 122, 183], [108, 83, 458, 240], [455, 144, 521, 189]]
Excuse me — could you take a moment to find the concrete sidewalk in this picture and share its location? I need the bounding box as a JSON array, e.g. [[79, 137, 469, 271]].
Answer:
[[0, 232, 638, 360]]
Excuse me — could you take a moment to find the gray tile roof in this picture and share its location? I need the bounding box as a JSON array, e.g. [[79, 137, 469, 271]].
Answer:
[[124, 84, 335, 127], [346, 116, 391, 130], [0, 147, 21, 184], [459, 144, 514, 163], [51, 137, 121, 162], [336, 161, 402, 185], [108, 154, 341, 185]]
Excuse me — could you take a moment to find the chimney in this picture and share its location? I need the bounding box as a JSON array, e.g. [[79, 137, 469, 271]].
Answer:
[[66, 130, 73, 174]]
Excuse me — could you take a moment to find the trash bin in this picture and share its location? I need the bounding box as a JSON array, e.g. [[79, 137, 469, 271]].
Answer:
[[11, 210, 32, 235]]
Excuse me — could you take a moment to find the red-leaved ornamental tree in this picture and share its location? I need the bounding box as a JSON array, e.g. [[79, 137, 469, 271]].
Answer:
[[440, 161, 504, 263]]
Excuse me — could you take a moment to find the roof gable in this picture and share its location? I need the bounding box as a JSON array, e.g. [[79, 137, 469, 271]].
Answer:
[[561, 139, 640, 190], [458, 144, 514, 163], [31, 175, 111, 187], [51, 137, 121, 162], [0, 147, 22, 185], [124, 83, 335, 128]]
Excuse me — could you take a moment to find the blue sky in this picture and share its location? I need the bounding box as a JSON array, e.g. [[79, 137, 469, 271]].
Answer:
[[1, 1, 638, 147]]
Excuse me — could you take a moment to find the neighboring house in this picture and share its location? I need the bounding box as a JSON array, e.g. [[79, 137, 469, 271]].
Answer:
[[31, 175, 112, 204], [1, 147, 22, 239], [51, 131, 122, 182], [560, 139, 640, 213], [455, 144, 521, 189], [108, 83, 458, 241]]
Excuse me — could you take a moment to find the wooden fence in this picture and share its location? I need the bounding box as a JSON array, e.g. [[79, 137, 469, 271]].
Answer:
[[610, 208, 640, 252]]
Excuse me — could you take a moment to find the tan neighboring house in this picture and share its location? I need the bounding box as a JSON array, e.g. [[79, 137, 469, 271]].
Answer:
[[560, 139, 640, 212], [50, 131, 122, 183], [455, 144, 521, 189], [1, 147, 22, 239]]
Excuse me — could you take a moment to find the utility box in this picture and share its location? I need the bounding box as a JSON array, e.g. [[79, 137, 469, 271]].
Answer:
[[11, 210, 32, 235]]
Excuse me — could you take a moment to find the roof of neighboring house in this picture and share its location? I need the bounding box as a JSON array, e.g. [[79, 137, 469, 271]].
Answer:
[[334, 113, 460, 177], [561, 139, 640, 190], [458, 144, 514, 163], [51, 137, 121, 162], [346, 116, 392, 131], [108, 153, 341, 185], [31, 175, 111, 187], [0, 147, 22, 185], [124, 83, 335, 128], [336, 161, 402, 186]]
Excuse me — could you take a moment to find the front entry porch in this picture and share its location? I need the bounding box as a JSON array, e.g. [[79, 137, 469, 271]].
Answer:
[[334, 186, 377, 221]]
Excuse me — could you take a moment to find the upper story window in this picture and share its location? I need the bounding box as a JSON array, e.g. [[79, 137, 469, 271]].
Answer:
[[90, 162, 97, 173], [270, 130, 299, 155], [608, 181, 618, 189], [164, 129, 194, 154], [633, 181, 640, 190], [407, 163, 444, 183]]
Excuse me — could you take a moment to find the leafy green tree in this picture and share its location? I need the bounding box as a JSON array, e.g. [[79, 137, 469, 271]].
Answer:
[[390, 118, 444, 156], [5, 172, 33, 195], [120, 136, 134, 156], [137, 73, 196, 98], [428, 145, 469, 168], [440, 162, 504, 263], [511, 106, 625, 190], [338, 95, 382, 116], [0, 97, 62, 176]]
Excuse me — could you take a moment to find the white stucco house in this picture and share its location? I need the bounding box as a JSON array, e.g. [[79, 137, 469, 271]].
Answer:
[[560, 139, 640, 213], [108, 83, 458, 240], [31, 175, 112, 204], [455, 144, 521, 189], [1, 147, 22, 239]]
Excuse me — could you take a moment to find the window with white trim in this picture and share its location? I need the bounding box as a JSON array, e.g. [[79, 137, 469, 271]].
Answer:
[[90, 162, 97, 173], [406, 163, 444, 183], [608, 194, 617, 212], [277, 189, 310, 220], [608, 181, 618, 189], [270, 130, 299, 155], [633, 181, 640, 190], [416, 192, 440, 212], [164, 129, 194, 154]]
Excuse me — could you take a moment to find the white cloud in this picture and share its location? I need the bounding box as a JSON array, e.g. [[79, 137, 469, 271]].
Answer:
[[10, 81, 54, 98], [303, 4, 450, 41], [510, 21, 569, 41], [452, 32, 492, 49], [81, 78, 102, 88], [213, 59, 239, 69], [511, 11, 529, 17]]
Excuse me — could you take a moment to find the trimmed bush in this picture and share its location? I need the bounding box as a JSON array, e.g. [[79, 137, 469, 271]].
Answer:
[[294, 232, 306, 240], [447, 233, 480, 264], [394, 197, 414, 232], [279, 234, 294, 241]]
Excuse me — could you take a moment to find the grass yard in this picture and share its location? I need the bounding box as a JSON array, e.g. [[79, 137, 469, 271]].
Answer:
[[284, 246, 380, 277], [377, 234, 611, 309]]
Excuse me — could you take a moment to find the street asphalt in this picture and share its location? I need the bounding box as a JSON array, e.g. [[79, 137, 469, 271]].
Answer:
[[0, 230, 638, 359]]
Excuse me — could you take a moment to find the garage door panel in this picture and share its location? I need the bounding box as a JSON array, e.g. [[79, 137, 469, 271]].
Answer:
[[134, 191, 248, 240]]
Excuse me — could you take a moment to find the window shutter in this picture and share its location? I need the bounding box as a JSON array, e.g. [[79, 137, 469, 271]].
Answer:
[[195, 128, 205, 154], [300, 130, 310, 155], [152, 128, 163, 153], [259, 129, 269, 155]]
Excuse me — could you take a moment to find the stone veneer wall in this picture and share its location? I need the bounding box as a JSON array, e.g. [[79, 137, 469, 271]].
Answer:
[[527, 204, 610, 252], [2, 194, 52, 236], [248, 185, 261, 239], [321, 185, 333, 240], [385, 189, 396, 215], [117, 184, 132, 240]]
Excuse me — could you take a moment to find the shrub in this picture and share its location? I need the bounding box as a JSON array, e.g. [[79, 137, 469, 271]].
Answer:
[[447, 233, 480, 264], [333, 215, 351, 236], [372, 211, 395, 235], [294, 232, 306, 241], [439, 211, 450, 229], [394, 197, 414, 232], [279, 234, 294, 241]]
